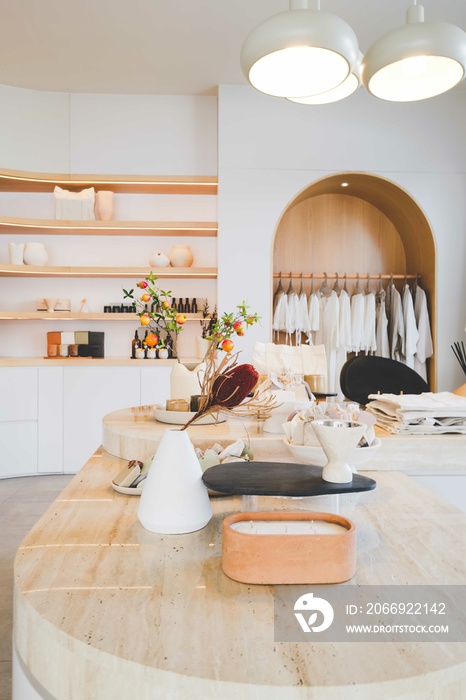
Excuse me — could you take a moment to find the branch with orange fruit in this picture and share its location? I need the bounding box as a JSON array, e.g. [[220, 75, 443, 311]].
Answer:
[[123, 272, 186, 359], [205, 301, 260, 355]]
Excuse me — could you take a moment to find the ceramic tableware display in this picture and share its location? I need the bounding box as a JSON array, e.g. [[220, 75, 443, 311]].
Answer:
[[96, 190, 114, 221], [312, 419, 367, 484], [23, 242, 48, 266], [8, 242, 25, 265], [150, 252, 170, 267], [44, 298, 58, 312], [137, 428, 212, 534], [168, 244, 193, 267]]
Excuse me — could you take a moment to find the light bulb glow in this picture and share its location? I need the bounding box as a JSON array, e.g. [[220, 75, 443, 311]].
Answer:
[[249, 46, 349, 97], [368, 55, 464, 101]]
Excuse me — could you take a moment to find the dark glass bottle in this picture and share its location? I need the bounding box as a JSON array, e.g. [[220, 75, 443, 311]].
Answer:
[[185, 297, 191, 313], [171, 297, 177, 309], [131, 330, 141, 359], [143, 330, 148, 359], [191, 298, 198, 313], [177, 298, 184, 313], [165, 332, 175, 358]]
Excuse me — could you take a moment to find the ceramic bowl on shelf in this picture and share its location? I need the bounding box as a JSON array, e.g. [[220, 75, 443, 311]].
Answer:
[[283, 436, 381, 468]]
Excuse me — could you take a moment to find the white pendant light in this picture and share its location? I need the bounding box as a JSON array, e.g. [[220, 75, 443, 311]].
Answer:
[[288, 51, 362, 104], [240, 0, 359, 98], [362, 2, 466, 102]]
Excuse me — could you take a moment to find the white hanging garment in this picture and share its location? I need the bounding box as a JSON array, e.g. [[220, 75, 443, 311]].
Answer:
[[413, 285, 433, 381], [402, 283, 419, 369], [389, 284, 404, 362], [362, 292, 377, 354], [350, 293, 365, 353], [298, 290, 311, 344], [308, 292, 320, 345], [335, 289, 352, 400], [375, 291, 390, 358], [321, 291, 340, 394], [285, 288, 300, 345], [272, 290, 287, 342]]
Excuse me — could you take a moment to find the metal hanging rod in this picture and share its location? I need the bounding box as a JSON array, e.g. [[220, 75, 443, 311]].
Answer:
[[273, 272, 420, 280]]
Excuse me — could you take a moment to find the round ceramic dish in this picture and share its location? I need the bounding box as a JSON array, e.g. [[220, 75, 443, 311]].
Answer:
[[283, 437, 381, 467], [111, 481, 145, 496], [153, 405, 226, 425]]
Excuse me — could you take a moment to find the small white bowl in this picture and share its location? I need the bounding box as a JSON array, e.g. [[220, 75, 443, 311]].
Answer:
[[283, 437, 381, 469]]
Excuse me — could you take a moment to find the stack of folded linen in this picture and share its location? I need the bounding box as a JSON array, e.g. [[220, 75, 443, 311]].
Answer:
[[366, 392, 466, 434]]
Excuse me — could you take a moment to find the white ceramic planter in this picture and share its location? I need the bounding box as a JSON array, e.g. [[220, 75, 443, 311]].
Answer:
[[23, 242, 48, 266], [312, 420, 366, 484], [169, 245, 193, 267], [150, 252, 171, 267]]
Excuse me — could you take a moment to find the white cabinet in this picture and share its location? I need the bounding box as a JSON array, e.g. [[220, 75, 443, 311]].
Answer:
[[0, 421, 38, 477], [38, 366, 63, 473], [63, 367, 141, 473], [0, 367, 38, 421]]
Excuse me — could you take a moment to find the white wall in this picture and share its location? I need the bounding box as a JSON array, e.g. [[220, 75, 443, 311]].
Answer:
[[217, 85, 466, 390]]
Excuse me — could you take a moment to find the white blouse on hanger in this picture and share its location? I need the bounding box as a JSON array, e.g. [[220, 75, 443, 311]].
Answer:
[[389, 284, 404, 362], [351, 292, 365, 353], [402, 283, 419, 369], [335, 288, 352, 400], [362, 292, 377, 354], [375, 291, 390, 358], [413, 285, 433, 381], [320, 291, 340, 394]]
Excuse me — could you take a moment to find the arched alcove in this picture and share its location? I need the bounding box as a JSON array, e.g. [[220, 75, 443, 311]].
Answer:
[[273, 172, 437, 388]]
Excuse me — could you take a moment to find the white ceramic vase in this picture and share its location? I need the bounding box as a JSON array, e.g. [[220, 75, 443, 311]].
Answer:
[[158, 347, 169, 359], [8, 242, 25, 265], [96, 190, 114, 221], [169, 245, 193, 267], [137, 428, 212, 534], [23, 242, 48, 266], [150, 252, 171, 267], [170, 361, 205, 402], [312, 420, 366, 484]]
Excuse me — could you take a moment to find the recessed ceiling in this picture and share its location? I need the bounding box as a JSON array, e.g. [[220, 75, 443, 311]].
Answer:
[[0, 0, 464, 95]]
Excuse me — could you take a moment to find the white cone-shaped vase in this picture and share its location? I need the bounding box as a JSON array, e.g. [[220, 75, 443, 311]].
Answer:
[[137, 428, 212, 534], [312, 420, 366, 484]]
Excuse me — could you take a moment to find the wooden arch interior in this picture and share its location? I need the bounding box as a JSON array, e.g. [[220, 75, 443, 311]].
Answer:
[[273, 172, 437, 388]]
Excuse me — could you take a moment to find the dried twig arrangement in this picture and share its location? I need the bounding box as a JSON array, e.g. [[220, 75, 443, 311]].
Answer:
[[181, 341, 279, 429], [452, 341, 466, 376]]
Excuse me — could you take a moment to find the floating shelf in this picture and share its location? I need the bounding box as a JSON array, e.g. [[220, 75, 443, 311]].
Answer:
[[0, 217, 217, 237], [0, 168, 218, 195], [0, 264, 217, 279], [0, 312, 209, 321]]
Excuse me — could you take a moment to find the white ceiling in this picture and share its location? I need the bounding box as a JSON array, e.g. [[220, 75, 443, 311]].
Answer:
[[0, 0, 465, 95]]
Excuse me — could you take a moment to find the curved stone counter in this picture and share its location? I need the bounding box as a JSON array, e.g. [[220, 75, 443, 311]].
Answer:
[[14, 448, 466, 700], [103, 406, 466, 475]]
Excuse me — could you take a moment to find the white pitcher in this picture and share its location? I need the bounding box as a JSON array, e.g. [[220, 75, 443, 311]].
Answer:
[[23, 242, 48, 266], [8, 242, 25, 265]]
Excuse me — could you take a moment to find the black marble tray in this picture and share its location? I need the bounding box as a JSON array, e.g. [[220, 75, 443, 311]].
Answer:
[[202, 461, 376, 497]]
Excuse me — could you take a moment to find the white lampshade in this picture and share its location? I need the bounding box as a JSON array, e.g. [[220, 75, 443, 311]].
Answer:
[[288, 51, 362, 104], [362, 3, 466, 102], [240, 1, 359, 98]]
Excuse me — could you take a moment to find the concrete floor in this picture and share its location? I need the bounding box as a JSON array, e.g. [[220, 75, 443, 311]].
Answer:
[[0, 474, 73, 700]]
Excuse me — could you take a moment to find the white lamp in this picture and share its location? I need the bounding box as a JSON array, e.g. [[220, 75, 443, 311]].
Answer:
[[240, 0, 359, 98], [362, 2, 466, 101], [288, 51, 362, 104]]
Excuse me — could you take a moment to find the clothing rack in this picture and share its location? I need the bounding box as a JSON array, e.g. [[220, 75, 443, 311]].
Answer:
[[273, 272, 420, 280]]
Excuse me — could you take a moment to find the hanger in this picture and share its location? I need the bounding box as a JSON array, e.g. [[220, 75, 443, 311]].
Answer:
[[333, 272, 341, 295], [365, 273, 371, 294], [343, 272, 348, 294], [378, 273, 383, 293], [275, 272, 284, 297], [286, 272, 296, 294], [353, 273, 362, 296], [320, 272, 332, 297], [310, 272, 314, 294], [299, 272, 305, 296]]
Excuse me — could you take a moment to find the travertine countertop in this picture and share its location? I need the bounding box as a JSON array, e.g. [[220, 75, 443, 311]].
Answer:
[[14, 449, 466, 700], [103, 406, 466, 474]]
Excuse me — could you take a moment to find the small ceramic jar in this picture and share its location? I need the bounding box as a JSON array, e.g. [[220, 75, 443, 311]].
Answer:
[[135, 348, 145, 359], [59, 344, 69, 357], [146, 348, 156, 359]]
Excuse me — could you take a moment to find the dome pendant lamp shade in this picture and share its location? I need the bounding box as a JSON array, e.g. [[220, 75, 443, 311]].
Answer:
[[288, 51, 362, 104], [362, 3, 466, 102], [240, 0, 359, 98]]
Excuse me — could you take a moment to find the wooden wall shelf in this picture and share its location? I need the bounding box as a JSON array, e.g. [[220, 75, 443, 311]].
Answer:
[[0, 217, 217, 237], [0, 168, 218, 195], [0, 264, 217, 279], [0, 312, 209, 321]]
